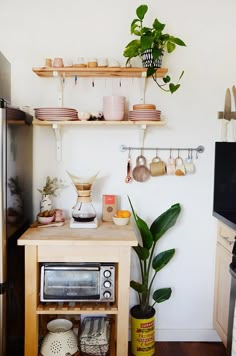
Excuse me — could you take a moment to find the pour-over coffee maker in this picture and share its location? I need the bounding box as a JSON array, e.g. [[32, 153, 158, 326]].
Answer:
[[67, 171, 98, 228]]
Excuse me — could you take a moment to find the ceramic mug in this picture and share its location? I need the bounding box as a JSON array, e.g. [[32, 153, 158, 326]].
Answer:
[[52, 57, 64, 68], [185, 158, 195, 174], [150, 157, 166, 177], [98, 57, 108, 67], [166, 157, 175, 175], [184, 150, 195, 174], [175, 157, 185, 176]]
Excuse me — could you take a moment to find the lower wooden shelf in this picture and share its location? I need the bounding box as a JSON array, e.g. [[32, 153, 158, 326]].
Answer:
[[37, 301, 118, 315]]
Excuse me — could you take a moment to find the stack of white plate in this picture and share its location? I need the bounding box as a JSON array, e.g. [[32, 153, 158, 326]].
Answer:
[[34, 107, 78, 121], [128, 109, 161, 121]]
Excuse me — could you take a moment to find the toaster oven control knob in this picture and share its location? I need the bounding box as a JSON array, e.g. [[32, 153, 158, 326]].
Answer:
[[104, 270, 111, 278], [103, 291, 111, 299], [104, 280, 111, 288]]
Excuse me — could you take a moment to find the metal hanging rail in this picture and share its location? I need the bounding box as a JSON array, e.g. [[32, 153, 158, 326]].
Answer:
[[120, 144, 205, 153]]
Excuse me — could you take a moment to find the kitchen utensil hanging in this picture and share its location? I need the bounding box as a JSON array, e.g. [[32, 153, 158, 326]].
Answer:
[[125, 148, 132, 183], [218, 86, 236, 142]]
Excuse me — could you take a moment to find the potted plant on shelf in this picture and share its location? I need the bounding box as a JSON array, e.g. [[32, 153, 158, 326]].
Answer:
[[128, 196, 181, 355], [123, 4, 186, 93], [37, 176, 65, 212]]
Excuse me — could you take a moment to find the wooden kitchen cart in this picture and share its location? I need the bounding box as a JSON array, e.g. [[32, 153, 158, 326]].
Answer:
[[17, 221, 138, 356]]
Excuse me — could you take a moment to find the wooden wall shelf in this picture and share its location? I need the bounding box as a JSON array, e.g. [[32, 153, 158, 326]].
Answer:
[[32, 119, 166, 127], [32, 66, 168, 78]]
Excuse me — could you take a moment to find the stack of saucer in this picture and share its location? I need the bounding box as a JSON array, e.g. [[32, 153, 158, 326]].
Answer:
[[128, 104, 161, 121]]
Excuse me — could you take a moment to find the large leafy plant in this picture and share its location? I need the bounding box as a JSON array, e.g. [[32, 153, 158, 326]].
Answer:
[[128, 196, 181, 316], [123, 4, 186, 93]]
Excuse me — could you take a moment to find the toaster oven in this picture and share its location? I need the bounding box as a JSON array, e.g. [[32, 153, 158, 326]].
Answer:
[[40, 263, 115, 302]]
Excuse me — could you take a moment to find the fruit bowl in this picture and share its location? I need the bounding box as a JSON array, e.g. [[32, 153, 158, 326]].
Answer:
[[112, 215, 130, 226]]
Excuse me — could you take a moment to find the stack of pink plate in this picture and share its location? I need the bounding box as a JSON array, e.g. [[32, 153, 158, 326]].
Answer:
[[128, 109, 161, 121], [34, 107, 78, 121]]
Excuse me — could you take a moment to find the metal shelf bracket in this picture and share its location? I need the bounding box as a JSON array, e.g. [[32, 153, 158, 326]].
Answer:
[[52, 124, 62, 161]]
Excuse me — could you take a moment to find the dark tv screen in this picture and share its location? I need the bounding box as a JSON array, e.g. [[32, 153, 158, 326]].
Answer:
[[213, 142, 236, 226]]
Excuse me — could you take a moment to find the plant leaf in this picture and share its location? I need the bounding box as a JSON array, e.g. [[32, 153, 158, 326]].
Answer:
[[128, 196, 153, 249], [152, 249, 175, 272], [130, 280, 146, 293], [150, 203, 181, 242], [169, 83, 180, 93], [133, 245, 149, 261], [136, 214, 153, 249], [147, 67, 156, 77], [167, 42, 176, 53], [140, 35, 153, 50], [123, 46, 140, 58], [152, 18, 165, 32], [153, 288, 172, 303], [169, 36, 186, 47], [163, 75, 170, 83], [136, 4, 148, 20], [178, 70, 184, 81]]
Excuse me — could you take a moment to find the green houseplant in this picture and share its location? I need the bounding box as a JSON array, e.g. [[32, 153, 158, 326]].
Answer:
[[128, 196, 181, 355], [123, 4, 186, 93]]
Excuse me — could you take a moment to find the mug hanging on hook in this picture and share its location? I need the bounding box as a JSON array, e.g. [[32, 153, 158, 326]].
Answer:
[[175, 149, 185, 176], [166, 148, 175, 175], [184, 149, 195, 174], [150, 149, 166, 177]]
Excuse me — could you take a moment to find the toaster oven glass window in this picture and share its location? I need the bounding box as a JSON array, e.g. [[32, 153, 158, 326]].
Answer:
[[44, 269, 99, 299]]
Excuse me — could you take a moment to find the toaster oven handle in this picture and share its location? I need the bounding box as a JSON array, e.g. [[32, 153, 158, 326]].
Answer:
[[45, 266, 100, 271]]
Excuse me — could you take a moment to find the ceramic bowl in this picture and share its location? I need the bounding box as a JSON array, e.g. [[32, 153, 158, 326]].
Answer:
[[112, 216, 130, 226], [37, 215, 54, 225], [78, 112, 91, 120]]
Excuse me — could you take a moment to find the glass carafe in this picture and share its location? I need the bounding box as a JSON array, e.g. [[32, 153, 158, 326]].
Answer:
[[67, 171, 98, 223], [72, 184, 96, 222]]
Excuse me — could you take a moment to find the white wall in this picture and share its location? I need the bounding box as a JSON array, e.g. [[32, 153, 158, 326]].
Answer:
[[1, 0, 236, 341]]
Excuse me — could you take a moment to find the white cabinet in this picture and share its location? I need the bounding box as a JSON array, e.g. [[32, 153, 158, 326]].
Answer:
[[214, 221, 235, 346]]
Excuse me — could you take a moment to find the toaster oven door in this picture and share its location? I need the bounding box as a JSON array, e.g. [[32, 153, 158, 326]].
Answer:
[[42, 266, 100, 301]]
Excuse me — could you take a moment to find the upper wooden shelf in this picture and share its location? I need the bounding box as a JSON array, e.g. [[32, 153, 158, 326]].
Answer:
[[32, 119, 166, 127], [32, 66, 168, 78]]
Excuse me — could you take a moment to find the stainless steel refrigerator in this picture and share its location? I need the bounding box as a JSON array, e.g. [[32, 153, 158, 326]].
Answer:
[[0, 51, 33, 356]]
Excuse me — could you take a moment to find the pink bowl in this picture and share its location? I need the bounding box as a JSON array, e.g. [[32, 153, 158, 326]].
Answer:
[[103, 111, 124, 121]]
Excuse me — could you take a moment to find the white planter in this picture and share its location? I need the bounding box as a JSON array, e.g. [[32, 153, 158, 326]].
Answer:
[[40, 194, 52, 212]]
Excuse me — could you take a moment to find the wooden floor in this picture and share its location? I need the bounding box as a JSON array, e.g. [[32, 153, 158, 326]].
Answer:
[[128, 342, 227, 356]]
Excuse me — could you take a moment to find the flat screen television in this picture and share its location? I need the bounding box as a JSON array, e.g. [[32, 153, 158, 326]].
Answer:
[[213, 142, 236, 229]]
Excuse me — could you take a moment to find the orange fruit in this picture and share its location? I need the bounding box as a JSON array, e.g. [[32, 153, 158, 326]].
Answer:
[[116, 210, 131, 218]]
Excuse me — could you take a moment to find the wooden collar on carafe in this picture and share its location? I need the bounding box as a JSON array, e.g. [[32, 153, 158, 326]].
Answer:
[[77, 190, 91, 202]]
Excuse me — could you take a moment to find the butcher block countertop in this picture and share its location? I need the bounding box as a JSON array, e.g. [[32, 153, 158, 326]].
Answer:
[[17, 220, 138, 247]]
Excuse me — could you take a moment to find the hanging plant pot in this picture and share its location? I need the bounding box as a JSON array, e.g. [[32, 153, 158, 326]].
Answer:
[[130, 305, 156, 356], [141, 49, 163, 68], [40, 194, 52, 212]]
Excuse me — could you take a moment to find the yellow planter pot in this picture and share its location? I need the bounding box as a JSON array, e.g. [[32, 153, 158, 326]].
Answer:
[[131, 305, 155, 356]]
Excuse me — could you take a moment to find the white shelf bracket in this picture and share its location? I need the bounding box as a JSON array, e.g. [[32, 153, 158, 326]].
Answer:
[[139, 72, 147, 103], [52, 124, 62, 161], [139, 124, 147, 148]]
